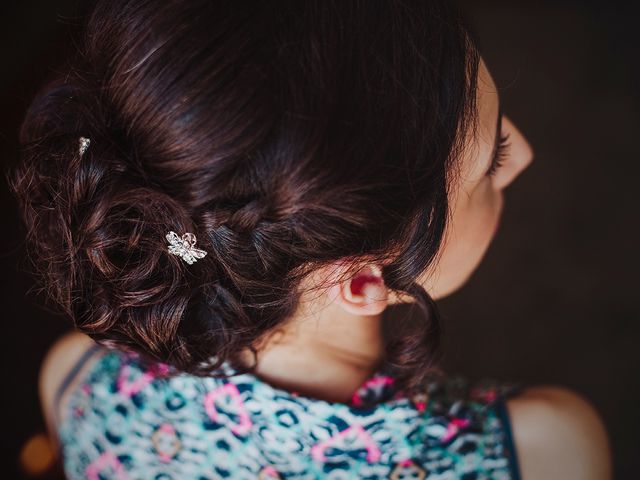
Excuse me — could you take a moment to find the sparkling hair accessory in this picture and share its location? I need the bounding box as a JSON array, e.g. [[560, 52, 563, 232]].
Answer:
[[78, 136, 91, 156], [166, 231, 208, 265], [76, 137, 206, 265]]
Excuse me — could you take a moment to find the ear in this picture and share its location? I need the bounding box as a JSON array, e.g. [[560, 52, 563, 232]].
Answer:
[[327, 264, 389, 316]]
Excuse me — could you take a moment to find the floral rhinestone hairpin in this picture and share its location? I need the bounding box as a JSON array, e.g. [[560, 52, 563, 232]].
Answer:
[[166, 231, 208, 265], [77, 137, 207, 266]]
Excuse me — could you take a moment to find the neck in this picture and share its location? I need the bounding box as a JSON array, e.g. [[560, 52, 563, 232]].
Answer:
[[240, 298, 387, 403]]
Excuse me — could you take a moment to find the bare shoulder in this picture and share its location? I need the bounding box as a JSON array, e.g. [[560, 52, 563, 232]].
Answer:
[[39, 331, 97, 404], [505, 385, 612, 480], [39, 331, 100, 438]]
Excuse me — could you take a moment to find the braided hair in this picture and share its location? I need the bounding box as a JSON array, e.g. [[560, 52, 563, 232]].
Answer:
[[7, 0, 479, 394]]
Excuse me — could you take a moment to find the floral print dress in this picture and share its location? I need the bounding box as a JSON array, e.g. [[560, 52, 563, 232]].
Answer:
[[55, 344, 522, 479]]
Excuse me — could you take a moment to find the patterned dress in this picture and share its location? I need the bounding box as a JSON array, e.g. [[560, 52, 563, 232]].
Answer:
[[55, 344, 523, 479]]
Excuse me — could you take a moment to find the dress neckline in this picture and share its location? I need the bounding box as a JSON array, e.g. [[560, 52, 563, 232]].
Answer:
[[221, 358, 403, 410], [113, 348, 407, 411]]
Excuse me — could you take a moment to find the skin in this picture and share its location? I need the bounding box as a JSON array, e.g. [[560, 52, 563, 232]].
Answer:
[[41, 59, 612, 478], [239, 58, 535, 400]]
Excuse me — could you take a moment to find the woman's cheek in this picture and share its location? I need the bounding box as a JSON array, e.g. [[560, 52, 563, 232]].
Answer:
[[425, 180, 503, 298], [459, 179, 503, 259]]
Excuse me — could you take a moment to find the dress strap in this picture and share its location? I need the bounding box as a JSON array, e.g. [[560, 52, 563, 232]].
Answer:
[[492, 388, 524, 480], [52, 342, 105, 423]]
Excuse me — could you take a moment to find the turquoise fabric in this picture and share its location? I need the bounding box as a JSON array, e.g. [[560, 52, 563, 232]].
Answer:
[[57, 346, 522, 479]]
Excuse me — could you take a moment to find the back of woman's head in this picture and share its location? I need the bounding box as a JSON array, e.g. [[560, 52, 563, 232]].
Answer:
[[8, 0, 479, 393]]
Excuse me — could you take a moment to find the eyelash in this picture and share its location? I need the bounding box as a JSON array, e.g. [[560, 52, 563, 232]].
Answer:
[[487, 132, 511, 177]]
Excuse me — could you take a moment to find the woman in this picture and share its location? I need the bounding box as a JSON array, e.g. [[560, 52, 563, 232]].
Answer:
[[10, 0, 611, 478]]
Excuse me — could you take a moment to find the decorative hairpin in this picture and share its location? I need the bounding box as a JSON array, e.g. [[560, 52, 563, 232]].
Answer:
[[166, 231, 208, 265], [79, 136, 91, 156]]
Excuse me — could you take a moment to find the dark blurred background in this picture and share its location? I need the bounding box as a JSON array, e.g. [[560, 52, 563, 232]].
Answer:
[[1, 1, 638, 478]]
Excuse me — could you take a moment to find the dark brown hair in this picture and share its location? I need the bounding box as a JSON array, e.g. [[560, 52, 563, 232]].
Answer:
[[7, 0, 479, 394]]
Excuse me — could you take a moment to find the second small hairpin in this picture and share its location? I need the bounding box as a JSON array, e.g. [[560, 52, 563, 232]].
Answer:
[[79, 136, 91, 156]]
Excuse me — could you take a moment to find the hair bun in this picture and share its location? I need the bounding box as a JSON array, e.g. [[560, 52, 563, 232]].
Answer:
[[8, 75, 217, 363]]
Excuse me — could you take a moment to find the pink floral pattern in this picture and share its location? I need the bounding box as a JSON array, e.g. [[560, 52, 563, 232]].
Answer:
[[58, 347, 523, 479]]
